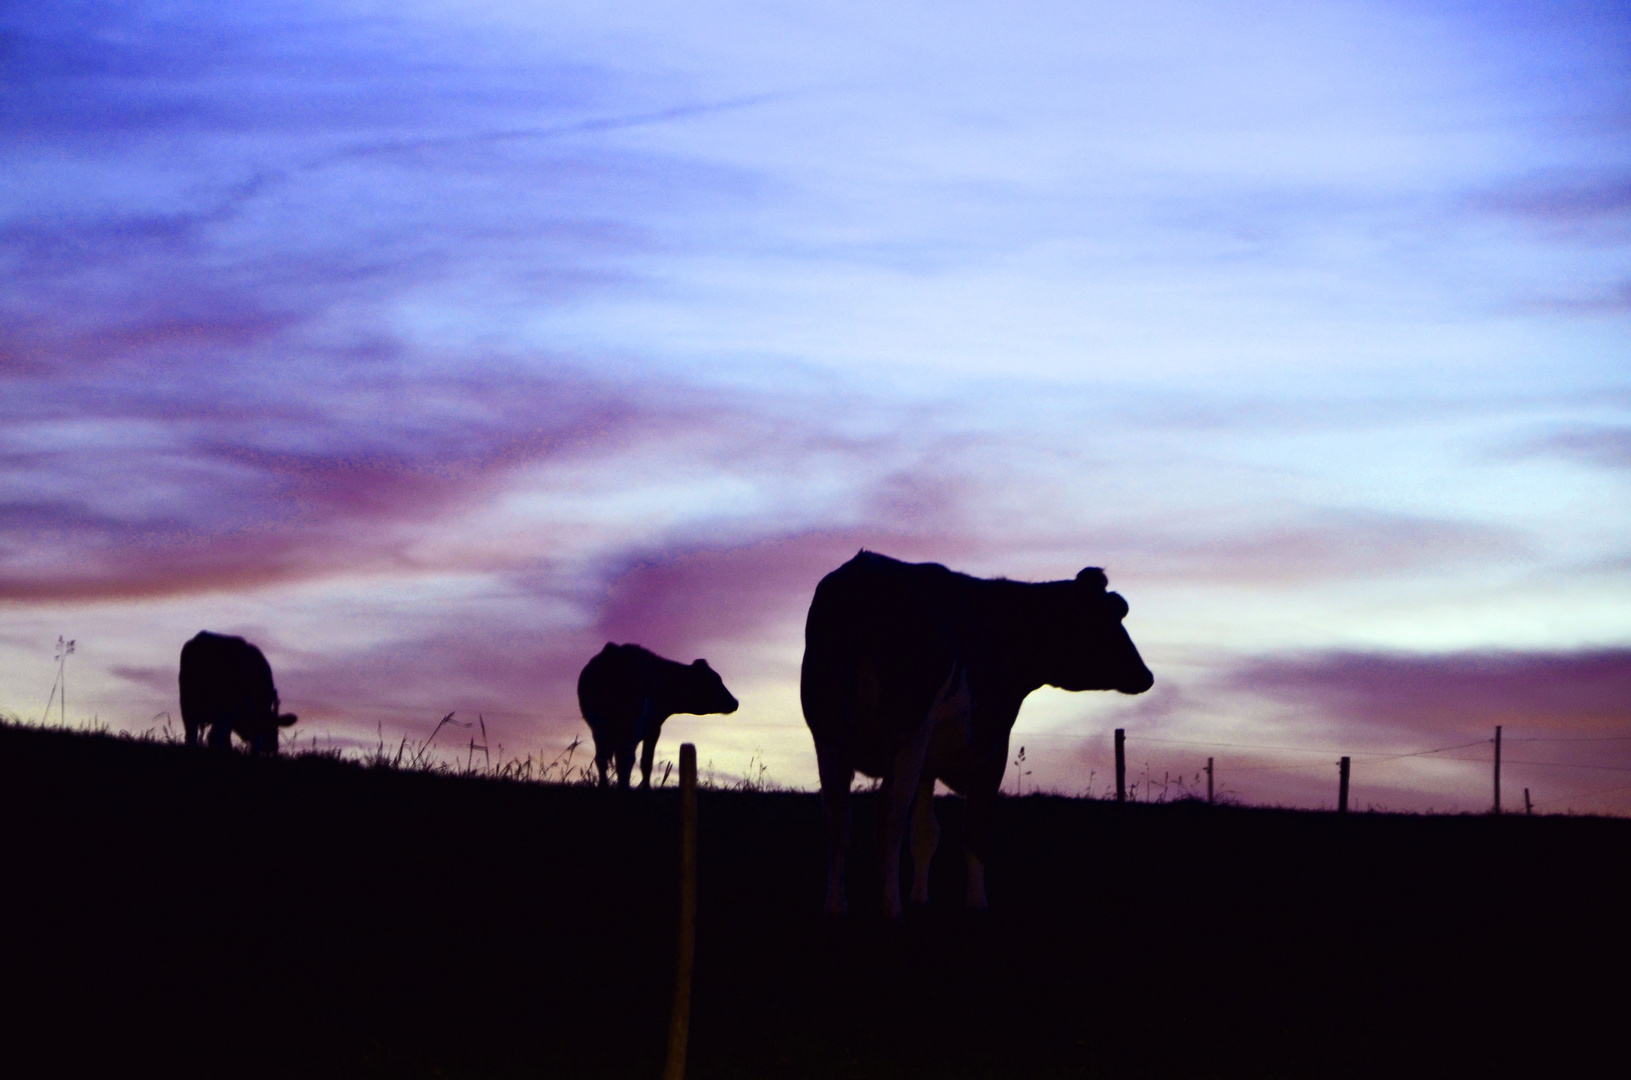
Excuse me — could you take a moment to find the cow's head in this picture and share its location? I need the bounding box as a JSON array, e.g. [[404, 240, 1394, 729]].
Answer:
[[1040, 568, 1154, 695], [237, 708, 298, 755], [685, 659, 740, 716]]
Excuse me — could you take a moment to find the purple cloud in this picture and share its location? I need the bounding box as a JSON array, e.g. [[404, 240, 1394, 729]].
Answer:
[[1032, 647, 1631, 811], [0, 356, 731, 601], [1515, 425, 1631, 470], [1471, 174, 1631, 225], [1100, 511, 1527, 585], [1228, 648, 1631, 739], [0, 4, 798, 610], [1511, 282, 1631, 315], [589, 527, 989, 659]]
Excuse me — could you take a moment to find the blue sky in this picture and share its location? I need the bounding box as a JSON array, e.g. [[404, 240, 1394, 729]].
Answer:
[[3, 0, 1628, 811]]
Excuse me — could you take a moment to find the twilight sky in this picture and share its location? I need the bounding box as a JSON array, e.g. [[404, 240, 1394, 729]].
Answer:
[[4, 0, 1628, 812]]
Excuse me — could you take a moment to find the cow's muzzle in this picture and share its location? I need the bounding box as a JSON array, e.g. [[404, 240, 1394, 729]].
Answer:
[[1118, 668, 1154, 695]]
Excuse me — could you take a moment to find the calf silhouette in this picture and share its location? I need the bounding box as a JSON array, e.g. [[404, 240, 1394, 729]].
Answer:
[[178, 631, 298, 754], [801, 551, 1153, 917], [577, 643, 738, 789]]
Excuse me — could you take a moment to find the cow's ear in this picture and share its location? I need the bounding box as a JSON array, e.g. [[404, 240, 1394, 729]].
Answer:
[[1075, 567, 1108, 591], [693, 659, 711, 670], [1105, 592, 1129, 620]]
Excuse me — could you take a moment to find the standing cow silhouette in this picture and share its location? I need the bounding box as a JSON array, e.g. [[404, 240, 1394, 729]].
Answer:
[[577, 643, 739, 790], [178, 631, 298, 754], [801, 551, 1153, 917]]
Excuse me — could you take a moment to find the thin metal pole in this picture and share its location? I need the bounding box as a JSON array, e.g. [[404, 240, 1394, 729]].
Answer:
[[664, 743, 698, 1080], [1338, 756, 1350, 814], [1114, 729, 1126, 805], [1493, 725, 1502, 815], [1206, 757, 1214, 805]]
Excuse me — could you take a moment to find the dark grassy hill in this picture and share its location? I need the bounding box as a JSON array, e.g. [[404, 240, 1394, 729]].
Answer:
[[2, 723, 1625, 1078]]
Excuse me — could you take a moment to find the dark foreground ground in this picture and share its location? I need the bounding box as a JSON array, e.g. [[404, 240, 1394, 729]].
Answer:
[[2, 724, 1626, 1078]]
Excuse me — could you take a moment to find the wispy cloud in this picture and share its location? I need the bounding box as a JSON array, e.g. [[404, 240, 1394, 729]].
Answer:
[[1031, 645, 1631, 810], [0, 4, 784, 601], [1227, 648, 1631, 739], [1092, 511, 1528, 585], [1470, 173, 1631, 227], [1512, 283, 1631, 315], [0, 356, 738, 600], [587, 522, 992, 657], [1509, 425, 1631, 470]]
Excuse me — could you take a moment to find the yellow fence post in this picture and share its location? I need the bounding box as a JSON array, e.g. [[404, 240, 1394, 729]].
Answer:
[[663, 743, 698, 1080]]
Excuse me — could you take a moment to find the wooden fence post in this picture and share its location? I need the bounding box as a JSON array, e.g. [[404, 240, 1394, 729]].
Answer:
[[1114, 729, 1126, 805], [1524, 787, 1532, 817], [1205, 757, 1214, 805], [1493, 725, 1502, 815], [1338, 756, 1350, 814], [664, 743, 698, 1080]]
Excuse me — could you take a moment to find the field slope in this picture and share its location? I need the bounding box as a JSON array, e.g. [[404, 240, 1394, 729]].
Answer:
[[1, 723, 1624, 1078]]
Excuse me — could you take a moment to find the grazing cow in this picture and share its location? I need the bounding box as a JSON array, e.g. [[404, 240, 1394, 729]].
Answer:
[[577, 643, 739, 790], [178, 631, 298, 755], [801, 551, 1153, 917]]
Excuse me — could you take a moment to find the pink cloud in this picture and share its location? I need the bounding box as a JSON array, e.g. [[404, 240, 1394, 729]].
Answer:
[[1214, 648, 1631, 810], [1087, 511, 1527, 586], [1471, 173, 1631, 224], [0, 361, 726, 602], [1511, 282, 1631, 315], [1227, 648, 1631, 738], [1509, 425, 1631, 470], [1023, 648, 1631, 812], [588, 523, 999, 660]]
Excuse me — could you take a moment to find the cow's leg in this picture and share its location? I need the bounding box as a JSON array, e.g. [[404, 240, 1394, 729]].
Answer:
[[629, 695, 657, 791], [963, 743, 1007, 911], [207, 717, 233, 753], [878, 721, 935, 921], [638, 732, 658, 791], [964, 784, 992, 910], [183, 718, 199, 749], [909, 771, 939, 905], [614, 741, 636, 791], [964, 849, 987, 911], [593, 741, 611, 789], [247, 719, 274, 755], [911, 663, 967, 907], [815, 743, 853, 916]]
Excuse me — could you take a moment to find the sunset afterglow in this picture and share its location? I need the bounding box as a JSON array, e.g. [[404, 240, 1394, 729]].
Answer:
[[4, 1, 1627, 812]]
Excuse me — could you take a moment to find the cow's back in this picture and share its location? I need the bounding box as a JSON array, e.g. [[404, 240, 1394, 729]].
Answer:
[[577, 644, 653, 732], [801, 552, 971, 774], [180, 632, 275, 712]]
